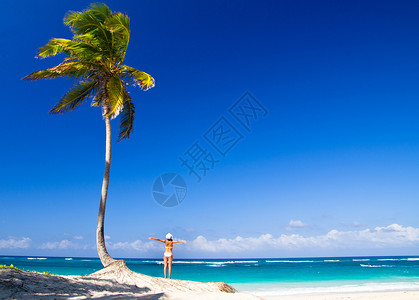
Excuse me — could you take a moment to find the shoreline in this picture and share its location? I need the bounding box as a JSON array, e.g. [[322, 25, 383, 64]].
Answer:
[[2, 266, 419, 299], [2, 255, 419, 299]]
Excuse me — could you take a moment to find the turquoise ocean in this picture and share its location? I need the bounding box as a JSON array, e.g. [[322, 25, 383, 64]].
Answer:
[[1, 255, 419, 296]]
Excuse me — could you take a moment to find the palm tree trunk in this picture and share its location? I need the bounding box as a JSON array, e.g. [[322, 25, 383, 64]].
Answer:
[[97, 112, 116, 267]]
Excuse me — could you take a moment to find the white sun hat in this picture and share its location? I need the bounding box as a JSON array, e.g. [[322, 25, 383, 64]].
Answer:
[[166, 233, 173, 240]]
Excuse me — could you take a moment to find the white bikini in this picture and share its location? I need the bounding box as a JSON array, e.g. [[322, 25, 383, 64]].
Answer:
[[164, 245, 173, 258]]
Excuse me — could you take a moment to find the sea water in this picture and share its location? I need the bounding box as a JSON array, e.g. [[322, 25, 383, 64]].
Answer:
[[1, 256, 419, 296]]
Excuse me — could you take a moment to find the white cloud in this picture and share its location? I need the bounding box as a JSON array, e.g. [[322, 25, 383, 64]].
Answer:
[[286, 219, 307, 231], [79, 224, 419, 255], [105, 235, 111, 240], [341, 221, 366, 228], [73, 235, 84, 240], [0, 237, 31, 249], [188, 224, 419, 253], [39, 239, 91, 250], [109, 240, 160, 252]]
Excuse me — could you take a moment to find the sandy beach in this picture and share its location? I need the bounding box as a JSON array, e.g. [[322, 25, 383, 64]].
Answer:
[[262, 291, 419, 299], [0, 261, 259, 299]]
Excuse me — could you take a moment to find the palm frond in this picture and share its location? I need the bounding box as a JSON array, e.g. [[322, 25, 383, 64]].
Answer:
[[50, 80, 98, 114], [64, 7, 111, 49], [91, 88, 105, 107], [105, 12, 130, 36], [106, 76, 124, 118], [37, 38, 72, 58], [120, 65, 155, 90], [88, 3, 112, 23], [65, 3, 112, 26], [106, 13, 130, 61], [117, 91, 135, 141], [67, 40, 105, 62], [23, 61, 93, 81]]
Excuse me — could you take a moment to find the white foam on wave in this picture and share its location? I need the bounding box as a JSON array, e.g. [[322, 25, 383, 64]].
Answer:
[[266, 260, 314, 263], [157, 260, 259, 265], [155, 260, 260, 266], [172, 261, 208, 264], [27, 257, 47, 260], [360, 264, 393, 268], [377, 258, 398, 261], [324, 260, 340, 262], [81, 259, 93, 262], [156, 261, 208, 265], [65, 258, 73, 261], [353, 259, 370, 261], [242, 281, 419, 296], [407, 258, 419, 261], [208, 264, 225, 267]]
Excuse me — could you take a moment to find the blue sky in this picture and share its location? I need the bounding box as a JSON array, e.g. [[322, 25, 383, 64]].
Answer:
[[1, 0, 419, 258]]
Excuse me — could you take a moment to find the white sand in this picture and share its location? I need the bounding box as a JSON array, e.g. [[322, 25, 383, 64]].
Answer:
[[262, 291, 419, 299]]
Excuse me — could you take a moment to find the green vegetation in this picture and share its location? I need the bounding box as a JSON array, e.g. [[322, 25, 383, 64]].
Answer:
[[0, 264, 19, 270], [40, 271, 58, 276], [0, 264, 58, 275]]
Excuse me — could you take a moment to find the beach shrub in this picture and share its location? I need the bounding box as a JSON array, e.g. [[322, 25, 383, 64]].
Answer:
[[40, 271, 58, 276], [0, 264, 19, 270]]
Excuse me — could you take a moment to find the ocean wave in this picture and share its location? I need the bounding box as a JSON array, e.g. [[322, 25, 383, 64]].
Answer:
[[156, 261, 208, 265], [360, 264, 393, 268], [27, 257, 47, 260], [266, 260, 314, 263], [353, 259, 370, 261], [81, 259, 93, 262], [377, 258, 398, 261], [208, 264, 226, 267], [169, 260, 259, 265], [65, 258, 73, 261], [172, 261, 208, 264], [324, 260, 340, 262], [406, 258, 419, 261]]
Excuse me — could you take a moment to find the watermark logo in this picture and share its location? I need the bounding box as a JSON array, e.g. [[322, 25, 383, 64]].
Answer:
[[152, 173, 187, 207], [229, 91, 268, 132], [179, 91, 268, 183], [152, 91, 268, 207], [203, 116, 243, 157]]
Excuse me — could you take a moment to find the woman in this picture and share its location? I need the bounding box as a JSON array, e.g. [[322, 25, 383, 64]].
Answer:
[[149, 233, 186, 279]]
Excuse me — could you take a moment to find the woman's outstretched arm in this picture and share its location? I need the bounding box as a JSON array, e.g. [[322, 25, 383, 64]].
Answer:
[[173, 240, 187, 243], [149, 237, 165, 242]]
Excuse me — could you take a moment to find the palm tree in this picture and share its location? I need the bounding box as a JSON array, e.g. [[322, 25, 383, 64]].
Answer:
[[24, 3, 155, 267]]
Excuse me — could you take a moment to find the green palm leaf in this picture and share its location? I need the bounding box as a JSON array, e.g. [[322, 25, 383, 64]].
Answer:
[[118, 91, 135, 141], [50, 80, 98, 114], [91, 88, 105, 107], [106, 76, 124, 118], [121, 65, 155, 90], [105, 13, 130, 36], [87, 3, 112, 23], [105, 13, 130, 61], [24, 61, 93, 80], [37, 38, 72, 58]]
